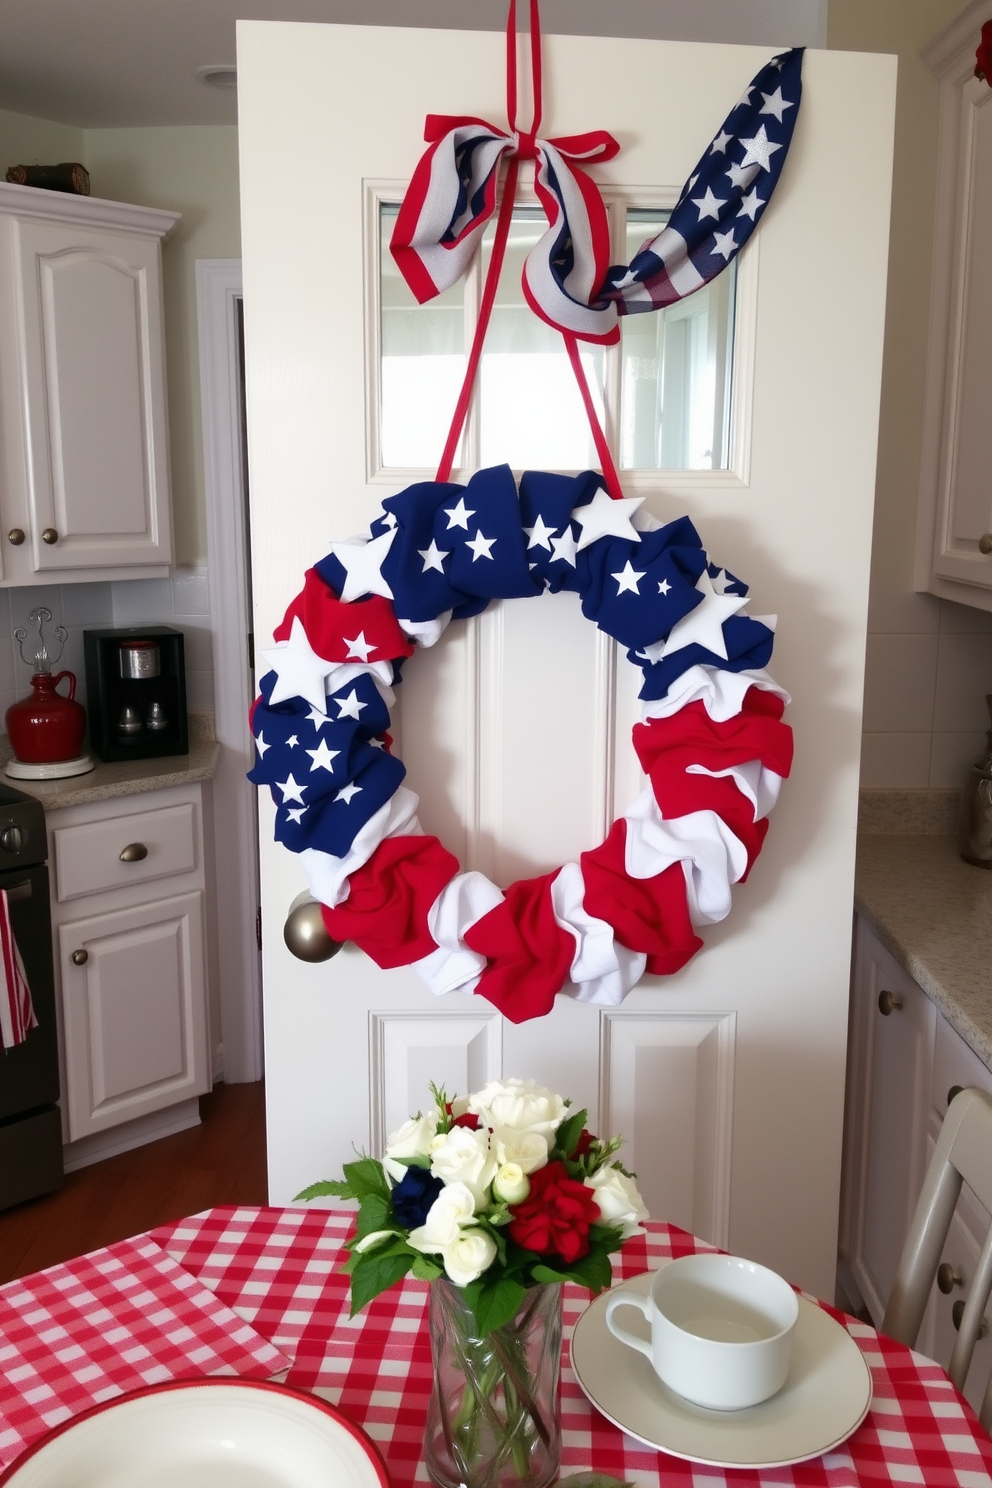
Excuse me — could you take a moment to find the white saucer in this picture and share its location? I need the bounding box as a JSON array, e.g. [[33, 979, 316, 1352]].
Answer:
[[570, 1269, 873, 1469], [0, 1378, 390, 1488], [5, 754, 93, 780]]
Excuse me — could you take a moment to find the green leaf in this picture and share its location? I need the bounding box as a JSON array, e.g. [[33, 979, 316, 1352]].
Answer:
[[558, 1474, 634, 1488], [554, 1108, 588, 1159], [342, 1157, 390, 1202], [349, 1250, 414, 1314], [411, 1254, 443, 1281], [530, 1246, 615, 1294], [355, 1193, 392, 1239], [472, 1276, 527, 1334], [293, 1178, 352, 1201]]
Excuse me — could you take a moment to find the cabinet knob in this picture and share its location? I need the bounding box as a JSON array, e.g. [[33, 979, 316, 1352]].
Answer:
[[7, 529, 24, 546], [41, 528, 58, 545], [948, 1085, 965, 1108], [119, 842, 148, 862], [938, 1262, 964, 1294], [878, 989, 904, 1016], [71, 948, 88, 966], [952, 1297, 989, 1337], [980, 534, 992, 555]]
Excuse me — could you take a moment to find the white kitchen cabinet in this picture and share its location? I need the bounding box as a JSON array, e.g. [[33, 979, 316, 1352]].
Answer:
[[840, 913, 992, 1413], [0, 182, 179, 583], [48, 783, 211, 1149], [840, 918, 936, 1321], [915, 3, 992, 611]]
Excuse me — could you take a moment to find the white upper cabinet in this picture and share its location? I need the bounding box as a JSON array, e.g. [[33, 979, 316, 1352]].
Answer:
[[0, 183, 179, 584], [916, 3, 992, 610]]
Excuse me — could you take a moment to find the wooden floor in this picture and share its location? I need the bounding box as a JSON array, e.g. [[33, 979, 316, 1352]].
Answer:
[[0, 1081, 267, 1285]]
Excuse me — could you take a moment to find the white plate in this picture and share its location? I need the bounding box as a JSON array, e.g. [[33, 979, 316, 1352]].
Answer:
[[0, 1378, 391, 1488], [570, 1270, 873, 1469]]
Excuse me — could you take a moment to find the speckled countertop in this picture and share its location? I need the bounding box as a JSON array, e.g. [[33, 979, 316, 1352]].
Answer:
[[0, 712, 219, 811], [855, 789, 992, 1071]]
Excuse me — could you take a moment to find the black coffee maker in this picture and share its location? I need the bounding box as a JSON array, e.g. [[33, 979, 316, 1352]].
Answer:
[[84, 626, 188, 762]]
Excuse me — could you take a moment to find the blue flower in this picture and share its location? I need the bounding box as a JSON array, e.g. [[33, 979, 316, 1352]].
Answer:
[[391, 1165, 444, 1228]]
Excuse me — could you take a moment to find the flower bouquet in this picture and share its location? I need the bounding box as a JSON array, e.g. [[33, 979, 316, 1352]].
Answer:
[[298, 1079, 647, 1488]]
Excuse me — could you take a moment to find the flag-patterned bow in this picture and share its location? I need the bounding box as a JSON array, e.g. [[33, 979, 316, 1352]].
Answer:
[[391, 47, 803, 345], [391, 114, 622, 345]]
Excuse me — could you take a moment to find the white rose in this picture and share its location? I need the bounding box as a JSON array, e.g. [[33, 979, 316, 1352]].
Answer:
[[383, 1112, 439, 1183], [408, 1182, 477, 1253], [492, 1162, 530, 1205], [468, 1079, 567, 1139], [584, 1166, 649, 1238], [492, 1126, 549, 1175], [441, 1228, 498, 1287], [429, 1126, 497, 1205]]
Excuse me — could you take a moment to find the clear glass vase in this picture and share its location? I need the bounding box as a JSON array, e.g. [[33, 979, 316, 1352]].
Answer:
[[424, 1279, 563, 1488]]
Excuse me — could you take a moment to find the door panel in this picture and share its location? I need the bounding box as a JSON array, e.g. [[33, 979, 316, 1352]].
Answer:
[[238, 22, 896, 1297]]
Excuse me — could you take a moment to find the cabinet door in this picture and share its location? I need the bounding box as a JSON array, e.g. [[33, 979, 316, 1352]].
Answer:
[[9, 216, 173, 573], [848, 921, 936, 1322], [59, 890, 209, 1141], [929, 77, 992, 592]]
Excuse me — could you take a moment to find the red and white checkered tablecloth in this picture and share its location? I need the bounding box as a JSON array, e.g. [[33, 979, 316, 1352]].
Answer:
[[0, 1231, 291, 1466], [147, 1206, 992, 1488]]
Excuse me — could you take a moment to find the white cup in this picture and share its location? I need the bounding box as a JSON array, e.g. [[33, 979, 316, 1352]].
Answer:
[[604, 1253, 799, 1411]]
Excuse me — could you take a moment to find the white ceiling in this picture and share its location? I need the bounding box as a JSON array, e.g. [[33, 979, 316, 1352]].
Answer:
[[0, 0, 828, 129]]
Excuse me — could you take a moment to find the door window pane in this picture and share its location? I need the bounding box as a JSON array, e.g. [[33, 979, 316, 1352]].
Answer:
[[380, 204, 466, 467], [619, 210, 736, 471], [478, 208, 605, 470], [378, 201, 735, 472]]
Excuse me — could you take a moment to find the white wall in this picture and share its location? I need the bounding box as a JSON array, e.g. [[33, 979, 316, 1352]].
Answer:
[[827, 0, 992, 787]]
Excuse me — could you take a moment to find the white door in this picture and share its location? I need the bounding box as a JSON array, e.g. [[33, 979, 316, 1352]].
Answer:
[[238, 21, 895, 1299]]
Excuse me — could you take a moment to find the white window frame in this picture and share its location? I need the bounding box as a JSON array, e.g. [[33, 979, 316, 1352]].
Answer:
[[362, 178, 757, 491]]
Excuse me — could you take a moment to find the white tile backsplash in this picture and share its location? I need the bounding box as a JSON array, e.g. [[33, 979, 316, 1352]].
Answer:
[[862, 633, 939, 733], [860, 732, 932, 789], [862, 597, 992, 788], [929, 730, 988, 790], [0, 567, 214, 720]]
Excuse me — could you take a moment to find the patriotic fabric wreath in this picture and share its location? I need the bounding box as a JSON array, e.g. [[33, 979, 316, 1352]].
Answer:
[[250, 464, 793, 1025]]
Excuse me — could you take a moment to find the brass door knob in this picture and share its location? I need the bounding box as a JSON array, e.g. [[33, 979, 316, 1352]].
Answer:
[[7, 528, 24, 545], [952, 1298, 989, 1337], [878, 989, 904, 1016], [41, 528, 58, 544], [284, 896, 342, 962], [938, 1263, 964, 1294], [119, 842, 148, 862], [71, 948, 88, 966], [980, 534, 992, 555]]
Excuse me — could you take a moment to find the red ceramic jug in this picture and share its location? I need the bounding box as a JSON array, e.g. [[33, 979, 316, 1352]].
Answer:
[[6, 671, 87, 763]]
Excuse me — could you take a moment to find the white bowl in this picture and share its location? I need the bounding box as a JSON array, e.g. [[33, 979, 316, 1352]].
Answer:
[[605, 1253, 800, 1411]]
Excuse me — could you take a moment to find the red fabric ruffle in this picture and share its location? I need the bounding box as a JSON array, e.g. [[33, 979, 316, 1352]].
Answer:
[[322, 835, 458, 968], [633, 689, 793, 876], [465, 873, 575, 1024], [581, 820, 702, 975], [275, 568, 414, 665]]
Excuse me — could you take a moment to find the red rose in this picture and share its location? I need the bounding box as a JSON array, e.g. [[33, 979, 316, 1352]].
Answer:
[[451, 1112, 481, 1130], [508, 1160, 601, 1265], [573, 1128, 596, 1158]]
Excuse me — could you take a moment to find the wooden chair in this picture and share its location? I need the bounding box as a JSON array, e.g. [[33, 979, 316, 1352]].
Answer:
[[882, 1086, 992, 1430]]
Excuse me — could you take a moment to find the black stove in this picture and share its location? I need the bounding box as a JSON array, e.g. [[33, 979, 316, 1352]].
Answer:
[[0, 783, 63, 1211]]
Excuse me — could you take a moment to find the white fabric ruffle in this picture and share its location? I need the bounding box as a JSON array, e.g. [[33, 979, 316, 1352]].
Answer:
[[640, 664, 790, 724], [299, 785, 422, 909], [621, 785, 748, 926]]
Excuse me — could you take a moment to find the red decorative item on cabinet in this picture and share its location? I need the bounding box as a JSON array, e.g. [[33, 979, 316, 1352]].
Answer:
[[5, 607, 93, 779], [6, 671, 86, 763]]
